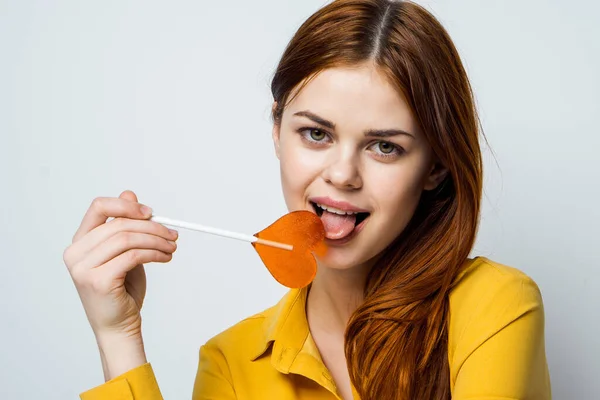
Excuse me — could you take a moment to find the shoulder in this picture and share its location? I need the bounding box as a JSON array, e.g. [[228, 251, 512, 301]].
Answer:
[[450, 256, 543, 306], [448, 256, 545, 359], [200, 291, 289, 363], [205, 307, 272, 350], [192, 297, 287, 397]]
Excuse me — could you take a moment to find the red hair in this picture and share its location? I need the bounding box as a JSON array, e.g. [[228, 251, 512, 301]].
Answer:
[[271, 1, 483, 398]]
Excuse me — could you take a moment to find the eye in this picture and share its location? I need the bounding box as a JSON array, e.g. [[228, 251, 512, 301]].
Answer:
[[297, 127, 330, 143], [307, 128, 326, 141], [377, 142, 395, 154], [368, 141, 404, 158]]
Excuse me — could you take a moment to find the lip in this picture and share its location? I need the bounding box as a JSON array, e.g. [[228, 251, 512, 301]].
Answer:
[[306, 196, 371, 247], [308, 196, 370, 213]]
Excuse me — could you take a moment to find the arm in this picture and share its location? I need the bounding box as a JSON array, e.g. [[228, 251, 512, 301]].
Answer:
[[65, 191, 177, 400], [79, 363, 163, 400], [80, 335, 163, 400], [452, 277, 552, 399], [97, 334, 148, 382], [80, 340, 239, 400]]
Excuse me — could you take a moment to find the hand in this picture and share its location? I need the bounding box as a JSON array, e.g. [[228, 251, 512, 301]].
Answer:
[[64, 190, 178, 344]]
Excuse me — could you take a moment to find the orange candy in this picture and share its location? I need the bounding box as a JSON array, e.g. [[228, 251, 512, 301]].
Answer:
[[252, 210, 327, 288]]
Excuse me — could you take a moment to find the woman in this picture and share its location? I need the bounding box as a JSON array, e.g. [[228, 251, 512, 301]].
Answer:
[[65, 1, 551, 399]]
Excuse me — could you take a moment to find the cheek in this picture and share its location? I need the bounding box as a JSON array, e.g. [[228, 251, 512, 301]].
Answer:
[[370, 164, 425, 224], [279, 139, 323, 206]]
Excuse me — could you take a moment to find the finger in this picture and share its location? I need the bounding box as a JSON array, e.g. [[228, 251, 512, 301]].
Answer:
[[103, 249, 174, 282], [119, 190, 138, 203], [86, 249, 172, 295], [73, 231, 177, 272], [72, 192, 152, 243], [67, 218, 178, 266]]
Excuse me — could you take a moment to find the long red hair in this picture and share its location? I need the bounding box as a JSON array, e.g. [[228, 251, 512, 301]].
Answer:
[[271, 1, 483, 398]]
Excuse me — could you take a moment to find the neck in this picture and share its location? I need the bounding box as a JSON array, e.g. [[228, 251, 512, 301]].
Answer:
[[306, 262, 370, 336]]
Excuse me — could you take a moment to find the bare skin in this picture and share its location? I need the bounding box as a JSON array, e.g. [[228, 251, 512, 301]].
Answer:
[[64, 190, 178, 380]]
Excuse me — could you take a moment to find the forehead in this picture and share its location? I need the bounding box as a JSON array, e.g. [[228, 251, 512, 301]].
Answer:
[[284, 63, 419, 135]]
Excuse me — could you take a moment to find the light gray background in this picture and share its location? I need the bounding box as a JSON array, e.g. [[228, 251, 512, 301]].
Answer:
[[1, 0, 598, 398]]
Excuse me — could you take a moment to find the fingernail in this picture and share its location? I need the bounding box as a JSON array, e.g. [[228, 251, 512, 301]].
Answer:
[[141, 205, 153, 216], [169, 229, 178, 238]]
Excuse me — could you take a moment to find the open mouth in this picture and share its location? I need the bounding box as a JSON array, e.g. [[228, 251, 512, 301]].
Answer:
[[310, 201, 371, 228]]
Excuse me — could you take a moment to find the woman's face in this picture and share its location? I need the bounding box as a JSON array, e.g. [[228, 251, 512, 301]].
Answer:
[[273, 62, 446, 271]]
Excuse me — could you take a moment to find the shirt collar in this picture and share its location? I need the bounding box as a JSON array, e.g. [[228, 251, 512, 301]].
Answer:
[[249, 284, 358, 399], [249, 286, 310, 366]]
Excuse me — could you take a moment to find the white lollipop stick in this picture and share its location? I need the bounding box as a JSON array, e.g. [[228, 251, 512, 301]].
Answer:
[[150, 215, 293, 251]]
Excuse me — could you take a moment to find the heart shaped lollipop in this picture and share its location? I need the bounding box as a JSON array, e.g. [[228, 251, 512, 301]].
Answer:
[[252, 210, 327, 288], [151, 210, 327, 288]]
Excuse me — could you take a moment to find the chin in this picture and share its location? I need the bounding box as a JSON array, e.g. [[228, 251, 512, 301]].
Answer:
[[315, 249, 371, 271]]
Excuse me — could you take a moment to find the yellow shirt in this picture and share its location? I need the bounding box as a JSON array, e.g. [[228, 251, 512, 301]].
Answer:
[[80, 256, 552, 399]]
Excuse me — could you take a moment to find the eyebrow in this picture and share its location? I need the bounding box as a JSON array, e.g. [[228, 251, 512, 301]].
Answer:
[[293, 110, 415, 139]]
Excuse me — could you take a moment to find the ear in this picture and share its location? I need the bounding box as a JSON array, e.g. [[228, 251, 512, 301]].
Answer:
[[272, 101, 281, 160], [423, 161, 449, 191]]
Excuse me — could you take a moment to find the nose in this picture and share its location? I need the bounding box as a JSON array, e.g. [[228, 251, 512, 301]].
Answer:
[[321, 148, 363, 190]]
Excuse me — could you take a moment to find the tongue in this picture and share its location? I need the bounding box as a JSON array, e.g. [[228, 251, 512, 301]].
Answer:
[[320, 210, 356, 240]]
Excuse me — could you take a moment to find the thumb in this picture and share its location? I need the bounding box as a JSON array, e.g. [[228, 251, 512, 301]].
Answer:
[[119, 189, 139, 203]]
